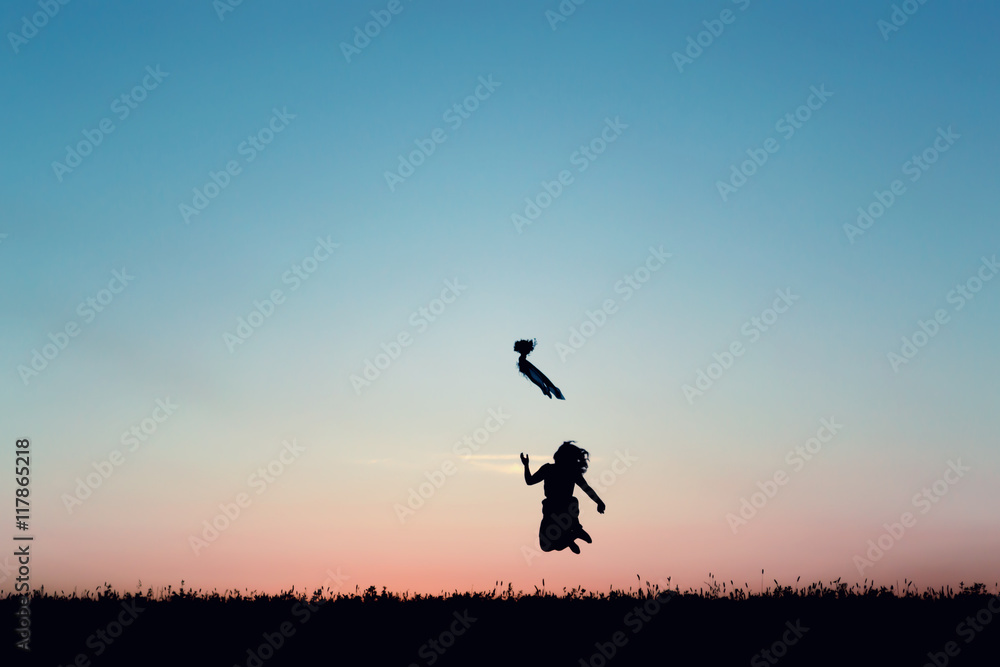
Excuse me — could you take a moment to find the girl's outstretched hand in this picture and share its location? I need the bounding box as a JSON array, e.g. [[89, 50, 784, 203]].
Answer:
[[597, 502, 606, 514], [520, 453, 529, 466]]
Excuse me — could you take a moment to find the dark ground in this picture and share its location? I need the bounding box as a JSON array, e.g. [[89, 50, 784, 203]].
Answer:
[[4, 582, 1000, 666]]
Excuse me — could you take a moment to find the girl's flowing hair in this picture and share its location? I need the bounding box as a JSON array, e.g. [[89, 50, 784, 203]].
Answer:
[[514, 339, 536, 356], [553, 441, 589, 474]]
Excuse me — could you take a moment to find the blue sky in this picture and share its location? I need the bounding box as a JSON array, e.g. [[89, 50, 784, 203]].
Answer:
[[1, 0, 998, 594]]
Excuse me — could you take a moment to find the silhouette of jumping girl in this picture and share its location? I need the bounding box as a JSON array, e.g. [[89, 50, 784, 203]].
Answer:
[[521, 441, 605, 554], [514, 339, 564, 399]]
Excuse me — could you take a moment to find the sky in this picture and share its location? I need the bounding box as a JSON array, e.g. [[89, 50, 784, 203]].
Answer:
[[1, 0, 998, 597]]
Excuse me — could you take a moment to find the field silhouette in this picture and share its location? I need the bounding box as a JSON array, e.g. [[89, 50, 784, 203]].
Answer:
[[5, 577, 1000, 666]]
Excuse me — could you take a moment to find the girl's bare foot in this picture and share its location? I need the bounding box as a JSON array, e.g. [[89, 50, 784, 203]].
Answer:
[[568, 541, 581, 554]]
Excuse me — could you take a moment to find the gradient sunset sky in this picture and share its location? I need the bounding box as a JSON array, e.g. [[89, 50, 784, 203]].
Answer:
[[2, 1, 999, 597]]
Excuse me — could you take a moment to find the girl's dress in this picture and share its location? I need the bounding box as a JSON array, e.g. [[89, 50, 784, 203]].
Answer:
[[534, 463, 585, 550]]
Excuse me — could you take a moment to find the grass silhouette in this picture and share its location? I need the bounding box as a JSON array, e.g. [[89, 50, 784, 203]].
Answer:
[[4, 576, 1000, 666]]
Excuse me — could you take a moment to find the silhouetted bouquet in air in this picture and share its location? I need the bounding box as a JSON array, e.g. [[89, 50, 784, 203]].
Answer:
[[514, 339, 564, 399]]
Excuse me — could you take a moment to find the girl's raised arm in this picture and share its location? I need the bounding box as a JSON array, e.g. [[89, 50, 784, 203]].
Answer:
[[521, 454, 545, 485]]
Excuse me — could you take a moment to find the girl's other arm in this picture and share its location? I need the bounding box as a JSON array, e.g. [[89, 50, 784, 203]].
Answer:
[[578, 476, 606, 513]]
